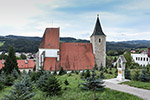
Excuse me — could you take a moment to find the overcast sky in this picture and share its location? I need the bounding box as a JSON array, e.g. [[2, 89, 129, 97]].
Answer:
[[0, 0, 150, 41]]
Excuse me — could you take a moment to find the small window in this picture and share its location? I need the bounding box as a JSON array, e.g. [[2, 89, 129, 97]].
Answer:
[[136, 57, 137, 60], [99, 38, 101, 43], [147, 58, 148, 61]]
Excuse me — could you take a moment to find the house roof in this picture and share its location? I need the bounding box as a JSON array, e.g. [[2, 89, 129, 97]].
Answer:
[[0, 60, 35, 69], [39, 28, 59, 49], [91, 15, 106, 36], [118, 55, 127, 63], [44, 42, 95, 71]]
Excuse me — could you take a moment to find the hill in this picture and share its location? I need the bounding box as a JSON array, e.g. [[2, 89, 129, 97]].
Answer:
[[0, 35, 150, 53]]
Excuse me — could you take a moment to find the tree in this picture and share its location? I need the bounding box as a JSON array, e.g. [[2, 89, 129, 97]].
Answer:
[[20, 53, 27, 59], [100, 71, 105, 79], [59, 67, 66, 75], [138, 68, 150, 82], [80, 70, 105, 100], [125, 68, 131, 79], [2, 47, 19, 74], [124, 52, 132, 68], [37, 73, 61, 96], [64, 79, 69, 86], [132, 69, 140, 81], [84, 69, 91, 79], [2, 75, 35, 100]]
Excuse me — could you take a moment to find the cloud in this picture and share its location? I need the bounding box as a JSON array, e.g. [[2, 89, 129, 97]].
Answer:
[[0, 0, 149, 41]]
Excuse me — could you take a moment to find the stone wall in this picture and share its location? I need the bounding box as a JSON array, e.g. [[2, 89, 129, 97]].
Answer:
[[90, 35, 106, 67]]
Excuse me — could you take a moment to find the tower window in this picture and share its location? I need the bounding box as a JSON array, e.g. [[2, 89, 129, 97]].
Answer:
[[99, 38, 101, 43]]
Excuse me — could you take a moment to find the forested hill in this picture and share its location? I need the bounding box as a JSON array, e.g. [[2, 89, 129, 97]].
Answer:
[[0, 35, 150, 53]]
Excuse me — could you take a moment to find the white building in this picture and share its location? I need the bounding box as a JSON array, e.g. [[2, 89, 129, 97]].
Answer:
[[131, 52, 150, 66]]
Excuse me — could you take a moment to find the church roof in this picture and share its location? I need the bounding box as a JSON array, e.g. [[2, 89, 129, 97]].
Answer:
[[44, 42, 95, 71], [39, 28, 59, 49], [91, 15, 106, 36]]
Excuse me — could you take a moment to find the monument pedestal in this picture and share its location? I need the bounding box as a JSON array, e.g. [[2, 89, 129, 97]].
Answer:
[[117, 68, 125, 81]]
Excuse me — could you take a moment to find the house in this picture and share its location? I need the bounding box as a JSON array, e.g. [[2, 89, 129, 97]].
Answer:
[[0, 59, 35, 72], [36, 15, 106, 71], [131, 48, 150, 66]]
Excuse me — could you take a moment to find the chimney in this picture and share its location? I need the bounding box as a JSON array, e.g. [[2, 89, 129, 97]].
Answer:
[[2, 59, 4, 64], [25, 59, 28, 64]]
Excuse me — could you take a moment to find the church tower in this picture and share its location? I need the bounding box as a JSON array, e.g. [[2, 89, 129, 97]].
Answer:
[[90, 15, 106, 68]]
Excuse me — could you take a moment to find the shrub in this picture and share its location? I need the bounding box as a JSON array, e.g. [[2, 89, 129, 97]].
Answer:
[[2, 74, 35, 100], [30, 71, 43, 82], [80, 69, 105, 100], [100, 71, 105, 79], [5, 75, 15, 86], [53, 70, 57, 75], [36, 71, 51, 90], [131, 69, 140, 81], [84, 69, 90, 79], [40, 75, 61, 96], [80, 70, 85, 78], [75, 71, 79, 74], [59, 67, 67, 75], [64, 79, 69, 86], [125, 68, 131, 79], [138, 68, 150, 82]]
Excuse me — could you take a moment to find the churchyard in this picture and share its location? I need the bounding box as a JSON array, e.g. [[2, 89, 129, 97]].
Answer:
[[0, 47, 150, 100]]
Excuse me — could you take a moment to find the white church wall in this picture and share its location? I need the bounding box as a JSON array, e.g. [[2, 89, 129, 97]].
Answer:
[[131, 53, 150, 66], [38, 49, 59, 67]]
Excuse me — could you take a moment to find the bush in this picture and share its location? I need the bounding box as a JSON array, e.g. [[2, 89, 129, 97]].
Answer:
[[138, 68, 150, 82], [5, 75, 15, 86], [64, 79, 69, 86], [75, 71, 79, 74], [80, 70, 85, 78], [41, 75, 61, 96], [36, 71, 51, 90], [80, 69, 105, 100], [131, 69, 140, 81], [0, 82, 4, 90], [30, 71, 43, 82], [100, 71, 105, 79], [84, 69, 90, 79], [2, 74, 35, 100], [59, 67, 67, 75], [125, 68, 131, 79]]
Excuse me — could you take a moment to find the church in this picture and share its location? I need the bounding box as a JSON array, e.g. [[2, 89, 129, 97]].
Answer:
[[36, 15, 106, 71]]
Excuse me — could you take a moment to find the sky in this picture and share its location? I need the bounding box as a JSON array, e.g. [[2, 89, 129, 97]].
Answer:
[[0, 0, 150, 41]]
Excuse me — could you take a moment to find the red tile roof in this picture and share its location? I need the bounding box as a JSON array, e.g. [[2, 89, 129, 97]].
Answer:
[[39, 28, 59, 49], [44, 43, 95, 71], [0, 60, 35, 69]]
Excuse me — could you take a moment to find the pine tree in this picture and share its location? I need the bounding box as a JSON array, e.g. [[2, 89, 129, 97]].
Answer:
[[100, 71, 105, 79], [84, 69, 91, 79], [59, 67, 66, 75], [2, 47, 19, 74], [80, 69, 105, 100], [2, 75, 35, 100], [64, 79, 69, 86]]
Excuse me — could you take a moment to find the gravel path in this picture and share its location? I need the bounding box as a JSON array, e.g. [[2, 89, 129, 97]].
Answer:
[[104, 79, 150, 100]]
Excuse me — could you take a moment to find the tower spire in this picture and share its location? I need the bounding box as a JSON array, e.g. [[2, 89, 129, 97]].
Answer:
[[91, 14, 106, 36]]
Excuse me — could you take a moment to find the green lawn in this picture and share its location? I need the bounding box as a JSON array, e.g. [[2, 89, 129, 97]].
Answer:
[[121, 81, 150, 90], [0, 74, 143, 100], [0, 42, 4, 47]]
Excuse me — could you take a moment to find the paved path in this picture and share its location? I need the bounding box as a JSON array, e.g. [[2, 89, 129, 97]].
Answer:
[[104, 78, 150, 100]]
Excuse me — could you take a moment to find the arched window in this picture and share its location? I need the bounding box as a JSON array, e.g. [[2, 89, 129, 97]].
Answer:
[[99, 38, 101, 43]]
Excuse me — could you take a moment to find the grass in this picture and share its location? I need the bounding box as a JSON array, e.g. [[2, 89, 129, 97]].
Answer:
[[0, 74, 143, 100], [0, 42, 4, 47], [121, 81, 150, 90]]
